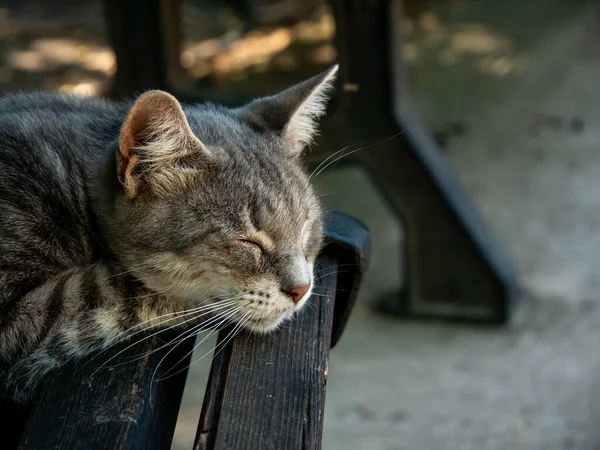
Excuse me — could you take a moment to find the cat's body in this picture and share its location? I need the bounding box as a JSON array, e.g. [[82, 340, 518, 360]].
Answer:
[[0, 66, 337, 402]]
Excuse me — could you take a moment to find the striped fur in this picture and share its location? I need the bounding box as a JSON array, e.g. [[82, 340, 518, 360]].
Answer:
[[0, 65, 337, 403]]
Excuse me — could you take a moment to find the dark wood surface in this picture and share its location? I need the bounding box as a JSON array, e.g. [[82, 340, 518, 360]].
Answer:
[[195, 256, 338, 450], [18, 333, 194, 450]]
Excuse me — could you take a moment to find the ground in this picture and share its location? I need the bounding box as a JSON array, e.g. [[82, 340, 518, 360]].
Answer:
[[1, 0, 599, 449]]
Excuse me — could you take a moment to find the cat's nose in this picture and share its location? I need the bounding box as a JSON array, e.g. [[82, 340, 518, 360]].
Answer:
[[282, 284, 311, 303]]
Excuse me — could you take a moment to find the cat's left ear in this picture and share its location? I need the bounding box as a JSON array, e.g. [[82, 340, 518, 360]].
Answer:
[[240, 64, 338, 155]]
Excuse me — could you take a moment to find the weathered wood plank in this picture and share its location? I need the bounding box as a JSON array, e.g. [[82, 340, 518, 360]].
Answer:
[[195, 256, 338, 450], [18, 332, 194, 450]]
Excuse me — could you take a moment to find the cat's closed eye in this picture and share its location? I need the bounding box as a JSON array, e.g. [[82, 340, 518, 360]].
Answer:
[[237, 239, 265, 253]]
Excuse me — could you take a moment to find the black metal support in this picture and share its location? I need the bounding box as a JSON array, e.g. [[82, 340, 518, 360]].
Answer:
[[103, 0, 519, 323], [103, 0, 186, 97], [314, 0, 518, 322]]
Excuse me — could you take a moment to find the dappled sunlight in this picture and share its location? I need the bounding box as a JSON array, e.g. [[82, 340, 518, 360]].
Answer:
[[180, 4, 336, 84], [451, 26, 511, 54], [0, 3, 114, 96], [401, 11, 527, 77], [0, 0, 528, 98], [214, 28, 293, 74], [58, 80, 103, 96], [8, 38, 115, 75]]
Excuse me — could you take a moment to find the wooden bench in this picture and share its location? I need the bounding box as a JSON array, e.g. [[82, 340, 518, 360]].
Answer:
[[2, 211, 370, 450]]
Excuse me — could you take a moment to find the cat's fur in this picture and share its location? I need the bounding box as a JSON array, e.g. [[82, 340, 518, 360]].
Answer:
[[0, 65, 337, 403]]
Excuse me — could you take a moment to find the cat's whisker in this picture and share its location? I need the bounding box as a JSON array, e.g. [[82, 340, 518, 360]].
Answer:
[[315, 285, 348, 291], [88, 311, 211, 377], [308, 145, 353, 180], [316, 192, 335, 199], [241, 314, 256, 348], [120, 298, 240, 344], [157, 311, 252, 382], [116, 294, 245, 339], [208, 312, 252, 360], [150, 307, 247, 386], [101, 301, 243, 366], [104, 263, 157, 279], [154, 325, 224, 383], [86, 296, 239, 363], [142, 304, 248, 366], [97, 304, 245, 392], [103, 303, 244, 368], [315, 269, 349, 278], [100, 323, 202, 369], [317, 240, 338, 252], [169, 303, 253, 367], [315, 263, 360, 272], [85, 299, 243, 375], [120, 294, 243, 334], [303, 299, 316, 313], [308, 138, 374, 181], [311, 130, 407, 180]]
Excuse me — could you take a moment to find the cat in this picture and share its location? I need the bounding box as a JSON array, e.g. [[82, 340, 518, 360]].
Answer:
[[0, 65, 338, 403]]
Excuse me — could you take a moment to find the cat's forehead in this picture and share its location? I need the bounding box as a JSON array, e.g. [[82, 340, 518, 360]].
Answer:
[[192, 162, 313, 241], [185, 104, 295, 159], [184, 104, 317, 229], [185, 105, 252, 146]]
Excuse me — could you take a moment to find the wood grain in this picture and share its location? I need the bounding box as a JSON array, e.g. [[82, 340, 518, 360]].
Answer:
[[19, 332, 194, 450], [195, 256, 338, 450]]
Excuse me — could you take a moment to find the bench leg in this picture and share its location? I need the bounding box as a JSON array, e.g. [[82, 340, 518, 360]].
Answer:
[[316, 0, 519, 322], [103, 0, 184, 96]]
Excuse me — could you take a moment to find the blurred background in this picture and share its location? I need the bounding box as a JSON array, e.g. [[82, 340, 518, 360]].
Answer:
[[2, 0, 600, 448]]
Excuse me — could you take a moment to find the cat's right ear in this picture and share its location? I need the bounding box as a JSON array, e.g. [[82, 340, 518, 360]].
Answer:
[[118, 90, 207, 198]]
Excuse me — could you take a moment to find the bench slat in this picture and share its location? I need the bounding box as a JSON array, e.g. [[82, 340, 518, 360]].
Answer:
[[195, 256, 338, 450], [18, 333, 194, 449]]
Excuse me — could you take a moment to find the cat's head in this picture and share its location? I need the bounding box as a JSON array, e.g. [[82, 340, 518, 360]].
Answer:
[[109, 66, 337, 333]]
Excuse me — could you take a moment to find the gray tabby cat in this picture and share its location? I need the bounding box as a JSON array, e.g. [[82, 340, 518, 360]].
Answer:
[[0, 65, 338, 403]]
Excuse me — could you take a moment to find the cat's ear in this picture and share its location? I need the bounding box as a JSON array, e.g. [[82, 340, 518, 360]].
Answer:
[[118, 90, 207, 197], [240, 64, 338, 155]]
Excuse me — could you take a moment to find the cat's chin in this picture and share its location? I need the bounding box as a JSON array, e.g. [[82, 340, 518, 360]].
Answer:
[[242, 312, 293, 334]]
